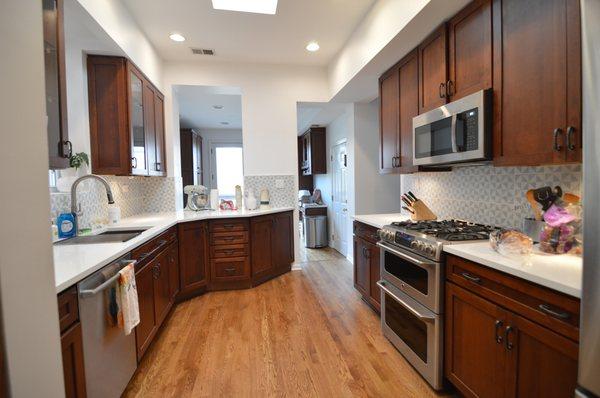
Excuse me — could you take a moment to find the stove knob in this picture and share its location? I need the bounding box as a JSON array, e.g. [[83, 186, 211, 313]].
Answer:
[[416, 241, 424, 252], [410, 241, 418, 249], [378, 229, 385, 239], [425, 244, 435, 256]]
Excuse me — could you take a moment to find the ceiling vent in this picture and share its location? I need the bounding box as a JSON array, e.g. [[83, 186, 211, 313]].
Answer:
[[191, 48, 215, 56]]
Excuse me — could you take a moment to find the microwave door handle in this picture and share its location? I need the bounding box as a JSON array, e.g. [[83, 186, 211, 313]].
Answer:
[[451, 114, 458, 153], [376, 280, 436, 323]]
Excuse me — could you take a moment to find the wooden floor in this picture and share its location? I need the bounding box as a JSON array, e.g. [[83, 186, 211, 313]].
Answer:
[[123, 247, 452, 397]]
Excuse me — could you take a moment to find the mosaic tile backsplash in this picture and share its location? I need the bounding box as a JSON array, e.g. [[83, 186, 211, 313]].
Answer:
[[401, 164, 582, 229], [243, 175, 296, 208], [50, 176, 178, 229]]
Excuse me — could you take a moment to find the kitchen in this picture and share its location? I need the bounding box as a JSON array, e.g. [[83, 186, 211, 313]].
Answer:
[[1, 0, 599, 397]]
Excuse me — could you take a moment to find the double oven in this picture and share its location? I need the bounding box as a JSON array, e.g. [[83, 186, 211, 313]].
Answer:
[[377, 240, 444, 390]]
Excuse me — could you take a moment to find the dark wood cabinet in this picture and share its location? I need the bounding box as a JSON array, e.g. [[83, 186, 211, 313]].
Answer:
[[87, 55, 167, 176], [61, 323, 87, 398], [298, 136, 314, 190], [379, 68, 399, 173], [448, 0, 493, 101], [492, 0, 581, 166], [397, 50, 420, 174], [251, 211, 294, 284], [43, 0, 70, 169], [152, 250, 171, 327], [445, 255, 579, 397], [352, 221, 381, 312], [272, 211, 294, 266], [180, 129, 203, 206], [418, 24, 448, 113], [250, 216, 274, 277], [135, 259, 156, 359], [299, 127, 326, 176], [167, 243, 180, 300], [178, 221, 209, 295]]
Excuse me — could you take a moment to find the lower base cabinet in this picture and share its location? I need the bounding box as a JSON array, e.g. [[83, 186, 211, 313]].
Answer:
[[61, 323, 87, 398], [352, 221, 381, 312], [251, 211, 294, 285]]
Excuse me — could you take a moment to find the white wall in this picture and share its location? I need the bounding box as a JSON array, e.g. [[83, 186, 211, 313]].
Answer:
[[195, 129, 243, 187], [354, 100, 400, 214], [0, 1, 65, 396]]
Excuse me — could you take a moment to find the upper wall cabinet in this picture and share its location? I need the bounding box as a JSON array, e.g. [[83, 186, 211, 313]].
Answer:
[[447, 0, 493, 102], [492, 0, 581, 166], [43, 0, 70, 169], [87, 55, 167, 176], [299, 127, 326, 176], [418, 25, 448, 114], [378, 67, 399, 173]]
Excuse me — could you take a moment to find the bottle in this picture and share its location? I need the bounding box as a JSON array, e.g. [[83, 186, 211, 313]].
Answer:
[[235, 185, 243, 210], [50, 218, 59, 242], [57, 213, 76, 239], [108, 205, 121, 225], [246, 189, 258, 210]]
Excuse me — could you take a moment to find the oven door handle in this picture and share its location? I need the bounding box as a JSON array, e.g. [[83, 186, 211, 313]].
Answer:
[[376, 280, 436, 323], [377, 242, 437, 267]]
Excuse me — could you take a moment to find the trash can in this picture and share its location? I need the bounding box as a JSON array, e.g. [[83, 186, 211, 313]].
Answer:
[[304, 215, 327, 248]]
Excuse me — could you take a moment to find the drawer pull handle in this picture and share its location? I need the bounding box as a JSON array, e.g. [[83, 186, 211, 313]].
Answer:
[[538, 304, 570, 320], [223, 224, 234, 229], [223, 237, 235, 241], [553, 128, 563, 151], [494, 320, 503, 344], [461, 272, 481, 284], [504, 326, 514, 350], [224, 267, 236, 274], [225, 250, 235, 255]]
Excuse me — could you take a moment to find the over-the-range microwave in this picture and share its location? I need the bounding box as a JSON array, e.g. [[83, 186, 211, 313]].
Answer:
[[412, 89, 492, 166]]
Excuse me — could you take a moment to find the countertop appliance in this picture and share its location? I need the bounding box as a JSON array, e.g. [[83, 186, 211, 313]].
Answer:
[[184, 185, 211, 211], [77, 254, 138, 398], [377, 220, 499, 390], [577, 1, 599, 396], [412, 89, 492, 166]]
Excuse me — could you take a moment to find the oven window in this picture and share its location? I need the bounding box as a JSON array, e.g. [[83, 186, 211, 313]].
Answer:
[[384, 293, 428, 363], [384, 251, 429, 295], [415, 116, 453, 159]]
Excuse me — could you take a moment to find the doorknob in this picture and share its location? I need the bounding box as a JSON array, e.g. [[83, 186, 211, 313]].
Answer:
[[342, 208, 348, 212]]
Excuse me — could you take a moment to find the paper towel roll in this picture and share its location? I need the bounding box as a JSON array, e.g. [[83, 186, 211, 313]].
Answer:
[[210, 189, 219, 210]]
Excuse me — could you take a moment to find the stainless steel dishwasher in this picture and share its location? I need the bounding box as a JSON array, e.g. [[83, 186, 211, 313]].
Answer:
[[77, 254, 138, 398]]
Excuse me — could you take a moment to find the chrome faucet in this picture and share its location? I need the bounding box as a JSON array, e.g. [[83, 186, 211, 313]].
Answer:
[[70, 174, 115, 232]]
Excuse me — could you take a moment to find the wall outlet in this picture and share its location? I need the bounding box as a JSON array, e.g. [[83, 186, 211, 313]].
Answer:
[[275, 179, 284, 189]]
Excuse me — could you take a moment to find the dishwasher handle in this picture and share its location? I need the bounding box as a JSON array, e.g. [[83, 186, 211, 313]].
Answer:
[[79, 259, 136, 298]]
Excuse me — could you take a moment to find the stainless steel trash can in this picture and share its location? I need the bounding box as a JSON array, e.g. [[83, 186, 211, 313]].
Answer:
[[304, 215, 327, 248]]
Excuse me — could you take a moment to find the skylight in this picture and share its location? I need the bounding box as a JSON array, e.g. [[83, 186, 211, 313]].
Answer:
[[211, 0, 278, 15]]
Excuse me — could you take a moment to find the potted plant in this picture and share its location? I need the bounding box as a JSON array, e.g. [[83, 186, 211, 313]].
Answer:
[[69, 152, 90, 177], [56, 152, 90, 192]]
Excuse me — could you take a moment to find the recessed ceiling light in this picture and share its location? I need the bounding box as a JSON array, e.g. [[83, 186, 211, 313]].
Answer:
[[213, 105, 224, 109], [221, 121, 230, 125], [306, 41, 320, 52], [212, 0, 278, 15], [169, 33, 186, 42]]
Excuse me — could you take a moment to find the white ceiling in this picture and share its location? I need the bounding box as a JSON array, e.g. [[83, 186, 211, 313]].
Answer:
[[297, 102, 349, 134], [120, 0, 376, 65], [176, 85, 243, 130]]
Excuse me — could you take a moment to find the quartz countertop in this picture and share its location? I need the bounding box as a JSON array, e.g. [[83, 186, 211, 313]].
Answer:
[[53, 207, 294, 293], [443, 242, 582, 298], [353, 213, 409, 229]]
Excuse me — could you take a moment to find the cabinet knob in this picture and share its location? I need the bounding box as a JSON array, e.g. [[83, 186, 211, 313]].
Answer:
[[439, 82, 447, 99], [62, 140, 73, 158], [553, 128, 563, 151], [156, 162, 161, 171], [494, 320, 503, 344], [504, 326, 514, 350], [566, 126, 576, 151], [132, 157, 138, 169], [446, 80, 454, 97]]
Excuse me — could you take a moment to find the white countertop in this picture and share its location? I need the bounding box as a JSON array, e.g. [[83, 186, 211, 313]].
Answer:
[[353, 213, 410, 229], [53, 207, 294, 293], [443, 242, 582, 298]]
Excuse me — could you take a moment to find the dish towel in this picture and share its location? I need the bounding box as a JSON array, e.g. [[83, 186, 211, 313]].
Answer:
[[116, 262, 140, 335]]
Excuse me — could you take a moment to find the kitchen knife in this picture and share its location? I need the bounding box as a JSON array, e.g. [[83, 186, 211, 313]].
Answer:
[[407, 191, 418, 202], [402, 206, 415, 214], [402, 196, 413, 208], [402, 194, 415, 205]]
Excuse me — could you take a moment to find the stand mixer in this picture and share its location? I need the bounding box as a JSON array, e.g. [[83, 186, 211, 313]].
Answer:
[[184, 185, 211, 211]]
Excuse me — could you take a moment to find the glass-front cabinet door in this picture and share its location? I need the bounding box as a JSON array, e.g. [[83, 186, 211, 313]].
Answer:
[[129, 69, 148, 175]]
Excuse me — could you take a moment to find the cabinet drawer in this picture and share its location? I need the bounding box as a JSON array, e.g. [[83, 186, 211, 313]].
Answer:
[[353, 221, 379, 244], [210, 231, 249, 245], [209, 219, 248, 233], [210, 244, 249, 259], [446, 254, 580, 341], [211, 257, 250, 281], [132, 227, 177, 269], [57, 287, 79, 334]]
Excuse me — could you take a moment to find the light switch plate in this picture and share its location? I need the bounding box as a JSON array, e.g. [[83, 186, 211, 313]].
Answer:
[[275, 179, 284, 189]]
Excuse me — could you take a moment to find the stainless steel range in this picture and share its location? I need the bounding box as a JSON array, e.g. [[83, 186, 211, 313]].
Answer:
[[376, 220, 499, 390]]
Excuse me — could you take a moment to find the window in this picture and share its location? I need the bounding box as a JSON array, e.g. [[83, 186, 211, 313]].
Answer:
[[212, 145, 243, 198]]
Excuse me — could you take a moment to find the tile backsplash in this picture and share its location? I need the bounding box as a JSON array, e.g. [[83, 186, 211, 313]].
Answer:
[[401, 164, 582, 229], [50, 176, 179, 228], [244, 175, 296, 208]]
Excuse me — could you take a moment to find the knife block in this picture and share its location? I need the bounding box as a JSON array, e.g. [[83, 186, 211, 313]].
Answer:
[[410, 200, 437, 221]]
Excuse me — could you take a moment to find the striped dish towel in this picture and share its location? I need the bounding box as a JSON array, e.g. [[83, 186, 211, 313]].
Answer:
[[117, 263, 140, 335]]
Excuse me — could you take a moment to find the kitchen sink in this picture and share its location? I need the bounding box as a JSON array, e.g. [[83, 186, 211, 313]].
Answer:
[[54, 228, 148, 245]]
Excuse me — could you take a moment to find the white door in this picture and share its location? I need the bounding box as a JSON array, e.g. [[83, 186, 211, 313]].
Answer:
[[331, 141, 348, 256], [209, 142, 244, 199]]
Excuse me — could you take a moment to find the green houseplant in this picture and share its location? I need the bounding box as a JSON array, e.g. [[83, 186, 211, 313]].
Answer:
[[69, 152, 89, 170]]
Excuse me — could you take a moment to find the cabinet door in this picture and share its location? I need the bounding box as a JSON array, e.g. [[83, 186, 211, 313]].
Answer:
[[135, 262, 156, 358], [445, 283, 507, 398], [251, 215, 274, 276], [505, 311, 578, 398], [129, 67, 148, 175], [353, 237, 370, 296], [153, 92, 166, 175], [418, 25, 448, 113], [448, 0, 492, 101], [43, 0, 70, 169], [367, 241, 381, 311], [143, 82, 157, 176], [61, 323, 86, 398], [178, 222, 209, 293], [379, 68, 399, 173], [398, 50, 419, 174], [272, 211, 294, 266], [193, 133, 203, 184], [493, 0, 580, 166], [167, 244, 180, 300], [153, 250, 171, 326]]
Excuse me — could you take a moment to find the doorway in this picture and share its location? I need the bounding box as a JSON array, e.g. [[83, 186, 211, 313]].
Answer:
[[209, 142, 244, 199], [331, 140, 348, 256]]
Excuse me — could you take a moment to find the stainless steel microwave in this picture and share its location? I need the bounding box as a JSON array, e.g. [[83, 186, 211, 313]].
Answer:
[[412, 89, 492, 166]]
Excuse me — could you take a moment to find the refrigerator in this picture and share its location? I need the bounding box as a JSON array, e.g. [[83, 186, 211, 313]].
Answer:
[[577, 0, 600, 396]]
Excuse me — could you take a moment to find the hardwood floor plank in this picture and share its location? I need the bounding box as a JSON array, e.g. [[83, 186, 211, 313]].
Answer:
[[123, 248, 453, 397]]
